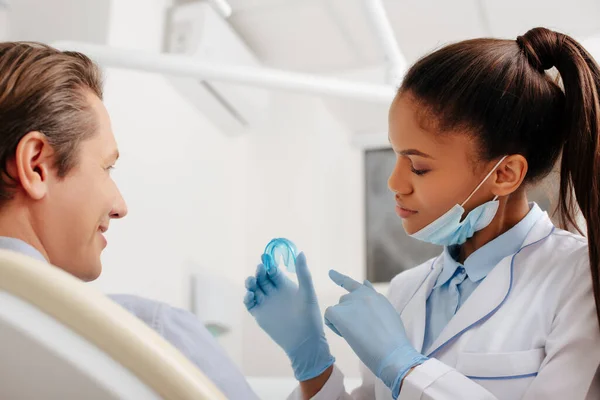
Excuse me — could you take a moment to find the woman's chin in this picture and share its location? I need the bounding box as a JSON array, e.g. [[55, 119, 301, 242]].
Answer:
[[401, 218, 430, 236]]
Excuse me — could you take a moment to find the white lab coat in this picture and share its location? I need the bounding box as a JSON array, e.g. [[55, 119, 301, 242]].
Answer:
[[290, 211, 600, 400]]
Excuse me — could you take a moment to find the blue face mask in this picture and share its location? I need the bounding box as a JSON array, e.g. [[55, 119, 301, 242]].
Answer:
[[409, 156, 507, 247]]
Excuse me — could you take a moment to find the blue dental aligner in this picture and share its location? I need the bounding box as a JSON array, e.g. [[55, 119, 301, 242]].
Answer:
[[263, 238, 298, 273]]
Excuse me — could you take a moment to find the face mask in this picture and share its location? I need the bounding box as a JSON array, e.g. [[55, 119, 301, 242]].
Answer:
[[409, 156, 508, 246]]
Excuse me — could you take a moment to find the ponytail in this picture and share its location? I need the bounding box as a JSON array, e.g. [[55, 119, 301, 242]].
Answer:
[[519, 28, 600, 326]]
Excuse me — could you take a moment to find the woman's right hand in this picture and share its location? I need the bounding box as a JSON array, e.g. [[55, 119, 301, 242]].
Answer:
[[243, 252, 335, 381]]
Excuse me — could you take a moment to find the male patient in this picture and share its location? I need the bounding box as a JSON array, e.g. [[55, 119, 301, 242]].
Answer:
[[0, 42, 257, 399]]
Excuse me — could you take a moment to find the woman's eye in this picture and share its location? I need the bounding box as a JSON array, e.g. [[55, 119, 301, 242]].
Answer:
[[411, 167, 429, 176]]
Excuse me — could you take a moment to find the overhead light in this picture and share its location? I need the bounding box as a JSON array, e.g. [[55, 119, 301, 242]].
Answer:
[[208, 0, 232, 19], [362, 0, 407, 85], [51, 41, 397, 104]]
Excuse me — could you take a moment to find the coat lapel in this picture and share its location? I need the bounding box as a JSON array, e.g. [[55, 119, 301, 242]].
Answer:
[[424, 212, 555, 357], [400, 256, 443, 353]]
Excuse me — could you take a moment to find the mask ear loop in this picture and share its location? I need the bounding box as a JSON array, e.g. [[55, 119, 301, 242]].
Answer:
[[460, 155, 508, 208]]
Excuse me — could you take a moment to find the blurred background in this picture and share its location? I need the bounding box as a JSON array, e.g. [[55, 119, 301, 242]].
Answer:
[[2, 0, 599, 396]]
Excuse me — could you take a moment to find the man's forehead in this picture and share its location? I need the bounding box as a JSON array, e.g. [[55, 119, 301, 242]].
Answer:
[[86, 91, 118, 157]]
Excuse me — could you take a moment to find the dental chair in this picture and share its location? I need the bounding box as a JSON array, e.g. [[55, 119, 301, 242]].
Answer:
[[0, 249, 226, 400]]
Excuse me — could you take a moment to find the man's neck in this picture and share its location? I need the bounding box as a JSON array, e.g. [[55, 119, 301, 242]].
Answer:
[[0, 203, 49, 262]]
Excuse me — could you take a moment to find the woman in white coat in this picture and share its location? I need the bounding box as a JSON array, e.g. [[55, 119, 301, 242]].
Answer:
[[243, 27, 600, 399]]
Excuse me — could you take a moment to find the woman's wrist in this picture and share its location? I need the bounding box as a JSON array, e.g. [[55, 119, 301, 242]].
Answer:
[[299, 365, 334, 400]]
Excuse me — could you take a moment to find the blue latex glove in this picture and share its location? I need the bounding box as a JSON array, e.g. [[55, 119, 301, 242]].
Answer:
[[324, 270, 428, 399], [243, 252, 335, 381]]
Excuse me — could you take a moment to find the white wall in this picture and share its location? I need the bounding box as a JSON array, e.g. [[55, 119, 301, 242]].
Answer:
[[0, 2, 9, 41], [6, 0, 110, 44]]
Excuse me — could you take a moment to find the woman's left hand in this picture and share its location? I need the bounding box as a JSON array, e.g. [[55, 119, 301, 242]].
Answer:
[[324, 270, 428, 397]]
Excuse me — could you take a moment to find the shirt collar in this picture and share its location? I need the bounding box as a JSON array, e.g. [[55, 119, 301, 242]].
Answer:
[[434, 202, 543, 288], [0, 236, 47, 262]]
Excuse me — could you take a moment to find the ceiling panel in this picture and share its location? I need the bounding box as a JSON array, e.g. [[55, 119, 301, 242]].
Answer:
[[226, 0, 299, 13], [322, 0, 386, 67], [482, 0, 600, 40], [385, 0, 489, 63], [226, 0, 600, 70], [228, 1, 377, 72], [227, 0, 492, 71]]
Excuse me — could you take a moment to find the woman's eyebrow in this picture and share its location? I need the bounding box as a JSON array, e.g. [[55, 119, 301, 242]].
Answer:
[[388, 136, 434, 159], [398, 149, 434, 159]]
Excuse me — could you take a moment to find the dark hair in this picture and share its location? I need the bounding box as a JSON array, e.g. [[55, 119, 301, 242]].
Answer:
[[0, 41, 103, 203], [400, 27, 600, 326]]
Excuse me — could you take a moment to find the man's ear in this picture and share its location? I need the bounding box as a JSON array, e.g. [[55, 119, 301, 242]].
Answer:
[[6, 131, 54, 200]]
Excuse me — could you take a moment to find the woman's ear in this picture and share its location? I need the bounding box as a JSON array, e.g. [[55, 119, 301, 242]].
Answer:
[[6, 131, 54, 200], [491, 154, 528, 197]]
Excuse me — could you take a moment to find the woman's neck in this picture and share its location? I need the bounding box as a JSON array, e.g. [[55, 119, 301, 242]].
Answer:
[[458, 190, 530, 264]]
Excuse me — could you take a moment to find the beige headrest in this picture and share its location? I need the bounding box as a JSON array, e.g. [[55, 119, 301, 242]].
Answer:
[[0, 249, 226, 400]]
